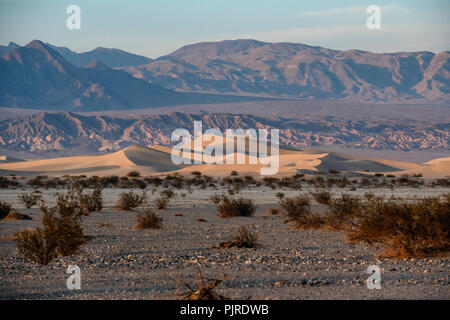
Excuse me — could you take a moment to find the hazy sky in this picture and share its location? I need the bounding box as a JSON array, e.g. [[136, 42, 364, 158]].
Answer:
[[0, 0, 449, 58]]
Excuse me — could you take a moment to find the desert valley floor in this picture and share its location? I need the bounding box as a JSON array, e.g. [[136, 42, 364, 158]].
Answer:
[[0, 185, 449, 300]]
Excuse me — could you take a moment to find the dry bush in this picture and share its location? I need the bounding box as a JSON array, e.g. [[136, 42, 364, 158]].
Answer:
[[348, 196, 450, 259], [217, 226, 259, 249], [127, 171, 141, 177], [275, 192, 285, 200], [210, 193, 225, 205], [217, 196, 256, 218], [78, 188, 103, 214], [40, 193, 86, 256], [135, 209, 162, 229], [160, 188, 175, 199], [311, 188, 331, 204], [154, 196, 169, 210], [16, 229, 57, 265], [325, 194, 361, 230], [176, 268, 228, 300], [0, 200, 12, 219], [16, 193, 87, 263], [115, 191, 146, 210], [18, 192, 42, 209], [279, 195, 323, 229]]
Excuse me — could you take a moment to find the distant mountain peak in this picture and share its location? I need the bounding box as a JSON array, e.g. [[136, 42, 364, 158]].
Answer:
[[8, 42, 20, 48], [25, 39, 47, 50], [83, 59, 110, 70]]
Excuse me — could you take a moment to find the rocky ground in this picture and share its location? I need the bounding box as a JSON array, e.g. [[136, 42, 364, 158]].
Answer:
[[0, 187, 449, 299]]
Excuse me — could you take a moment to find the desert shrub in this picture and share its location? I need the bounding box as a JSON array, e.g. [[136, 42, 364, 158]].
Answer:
[[40, 193, 86, 256], [131, 178, 147, 189], [78, 188, 103, 214], [154, 196, 169, 210], [127, 171, 141, 177], [326, 194, 361, 230], [26, 175, 67, 189], [230, 171, 238, 176], [279, 195, 323, 229], [0, 200, 12, 219], [210, 193, 225, 205], [191, 171, 202, 176], [431, 178, 450, 187], [145, 177, 163, 187], [18, 192, 42, 209], [160, 188, 175, 199], [262, 176, 279, 187], [177, 269, 228, 300], [311, 188, 331, 204], [348, 196, 450, 258], [0, 176, 21, 188], [275, 192, 285, 200], [217, 196, 256, 218], [17, 192, 86, 263], [16, 229, 57, 265], [217, 226, 259, 249], [135, 209, 162, 229], [115, 191, 146, 210]]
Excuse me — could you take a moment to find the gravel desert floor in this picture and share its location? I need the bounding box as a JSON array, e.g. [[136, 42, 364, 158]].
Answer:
[[0, 186, 449, 300]]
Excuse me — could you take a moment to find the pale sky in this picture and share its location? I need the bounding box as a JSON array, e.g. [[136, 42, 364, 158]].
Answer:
[[0, 0, 449, 58]]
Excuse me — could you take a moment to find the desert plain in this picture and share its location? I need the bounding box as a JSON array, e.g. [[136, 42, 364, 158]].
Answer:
[[0, 144, 449, 300]]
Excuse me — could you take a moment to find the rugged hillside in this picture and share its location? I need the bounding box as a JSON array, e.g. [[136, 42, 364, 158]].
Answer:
[[0, 112, 447, 154], [0, 40, 261, 110], [123, 39, 450, 103]]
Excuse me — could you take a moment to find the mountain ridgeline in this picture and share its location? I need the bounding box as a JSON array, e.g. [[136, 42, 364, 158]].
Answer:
[[0, 39, 449, 110], [0, 40, 266, 110], [0, 112, 447, 155], [123, 39, 450, 103]]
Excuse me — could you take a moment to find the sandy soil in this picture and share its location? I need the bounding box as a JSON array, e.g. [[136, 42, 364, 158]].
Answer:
[[0, 186, 448, 300]]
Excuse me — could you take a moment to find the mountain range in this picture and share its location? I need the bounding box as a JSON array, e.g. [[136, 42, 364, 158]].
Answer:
[[0, 40, 264, 110], [0, 112, 447, 155], [123, 39, 450, 103], [0, 39, 449, 110]]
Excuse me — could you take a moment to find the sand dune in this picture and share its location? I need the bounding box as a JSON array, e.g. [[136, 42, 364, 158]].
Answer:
[[0, 144, 448, 178], [0, 145, 183, 176]]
